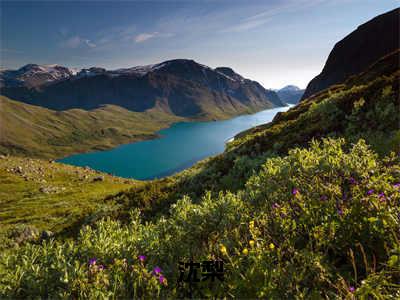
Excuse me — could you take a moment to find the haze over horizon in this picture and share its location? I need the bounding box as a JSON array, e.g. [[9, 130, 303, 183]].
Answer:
[[1, 0, 398, 89]]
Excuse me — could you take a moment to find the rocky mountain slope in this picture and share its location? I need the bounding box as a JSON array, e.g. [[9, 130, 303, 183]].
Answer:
[[301, 7, 399, 100], [0, 59, 284, 117], [0, 64, 74, 88], [276, 85, 304, 104]]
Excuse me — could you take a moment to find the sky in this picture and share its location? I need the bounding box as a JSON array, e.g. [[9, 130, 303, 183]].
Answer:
[[1, 0, 398, 89]]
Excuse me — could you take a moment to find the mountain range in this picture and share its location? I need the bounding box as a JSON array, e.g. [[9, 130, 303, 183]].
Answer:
[[0, 59, 284, 118], [276, 85, 304, 104]]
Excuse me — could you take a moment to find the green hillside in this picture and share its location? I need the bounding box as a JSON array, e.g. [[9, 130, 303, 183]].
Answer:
[[0, 92, 279, 159], [0, 96, 184, 158], [0, 156, 138, 250], [0, 47, 399, 298]]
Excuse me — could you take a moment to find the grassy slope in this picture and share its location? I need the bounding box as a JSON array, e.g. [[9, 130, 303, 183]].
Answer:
[[111, 51, 399, 221], [0, 96, 184, 159], [0, 92, 275, 159], [0, 156, 137, 249]]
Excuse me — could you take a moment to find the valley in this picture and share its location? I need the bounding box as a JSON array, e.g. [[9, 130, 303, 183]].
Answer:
[[0, 60, 285, 159], [0, 5, 399, 299], [58, 105, 291, 180]]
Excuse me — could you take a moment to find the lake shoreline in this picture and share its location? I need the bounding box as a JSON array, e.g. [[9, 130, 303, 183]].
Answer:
[[58, 105, 291, 180], [55, 105, 286, 161]]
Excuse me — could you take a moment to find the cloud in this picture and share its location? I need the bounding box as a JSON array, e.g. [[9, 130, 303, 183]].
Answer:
[[134, 32, 159, 43], [134, 32, 174, 43], [0, 48, 23, 53], [61, 36, 96, 49], [220, 0, 326, 33], [85, 39, 97, 48], [220, 18, 270, 33]]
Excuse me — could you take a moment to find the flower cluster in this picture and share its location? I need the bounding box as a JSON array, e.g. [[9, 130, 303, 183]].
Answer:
[[152, 266, 167, 286], [88, 257, 105, 273]]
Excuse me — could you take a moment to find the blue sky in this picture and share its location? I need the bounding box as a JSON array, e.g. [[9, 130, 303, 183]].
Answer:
[[1, 0, 398, 88]]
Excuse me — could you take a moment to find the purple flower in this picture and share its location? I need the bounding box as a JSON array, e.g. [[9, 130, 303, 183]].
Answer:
[[292, 188, 299, 196], [272, 203, 280, 209], [349, 286, 355, 293], [98, 265, 105, 271], [349, 177, 357, 185], [320, 195, 328, 201], [393, 183, 400, 188], [337, 208, 343, 216], [159, 274, 166, 284], [138, 255, 146, 262], [378, 192, 386, 202], [89, 258, 97, 265], [153, 266, 162, 275], [367, 189, 374, 196]]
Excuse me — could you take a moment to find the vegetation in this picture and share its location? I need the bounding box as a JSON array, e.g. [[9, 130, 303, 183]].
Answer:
[[1, 139, 399, 298], [0, 96, 184, 159], [0, 93, 278, 159], [0, 156, 135, 250], [0, 52, 399, 297]]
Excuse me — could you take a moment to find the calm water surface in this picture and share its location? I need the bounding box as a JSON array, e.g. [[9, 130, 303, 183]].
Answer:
[[59, 106, 291, 179]]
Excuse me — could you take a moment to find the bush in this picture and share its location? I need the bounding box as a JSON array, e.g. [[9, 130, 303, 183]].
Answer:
[[1, 138, 399, 298]]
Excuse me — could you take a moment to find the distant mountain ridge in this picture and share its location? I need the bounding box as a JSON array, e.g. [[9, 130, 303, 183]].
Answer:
[[0, 59, 284, 118], [276, 85, 304, 104], [301, 7, 400, 100], [0, 64, 74, 88]]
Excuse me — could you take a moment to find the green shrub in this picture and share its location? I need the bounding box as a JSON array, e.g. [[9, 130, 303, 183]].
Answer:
[[1, 138, 399, 298]]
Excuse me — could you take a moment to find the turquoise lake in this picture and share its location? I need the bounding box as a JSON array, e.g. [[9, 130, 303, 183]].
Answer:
[[59, 106, 291, 180]]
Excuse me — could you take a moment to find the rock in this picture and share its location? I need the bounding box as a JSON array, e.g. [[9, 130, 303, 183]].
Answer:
[[39, 186, 58, 194], [92, 176, 104, 182], [49, 159, 55, 163], [13, 226, 40, 244], [39, 186, 50, 194], [0, 154, 6, 159]]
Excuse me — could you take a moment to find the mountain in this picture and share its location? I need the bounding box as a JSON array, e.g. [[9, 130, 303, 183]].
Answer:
[[0, 59, 284, 118], [276, 85, 304, 104], [0, 64, 74, 88], [1, 9, 400, 299], [301, 7, 399, 100]]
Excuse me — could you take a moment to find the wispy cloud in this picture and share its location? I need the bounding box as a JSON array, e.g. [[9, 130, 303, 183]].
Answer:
[[220, 0, 326, 33], [220, 19, 269, 33], [0, 48, 23, 54], [61, 36, 96, 49], [134, 32, 158, 43], [134, 32, 174, 43]]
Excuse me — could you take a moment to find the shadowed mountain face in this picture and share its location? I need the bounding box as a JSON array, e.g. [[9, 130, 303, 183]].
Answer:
[[277, 85, 304, 104], [301, 7, 400, 100], [0, 59, 284, 118]]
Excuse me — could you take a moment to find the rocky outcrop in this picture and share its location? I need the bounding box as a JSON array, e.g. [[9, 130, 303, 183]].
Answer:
[[301, 8, 399, 100]]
